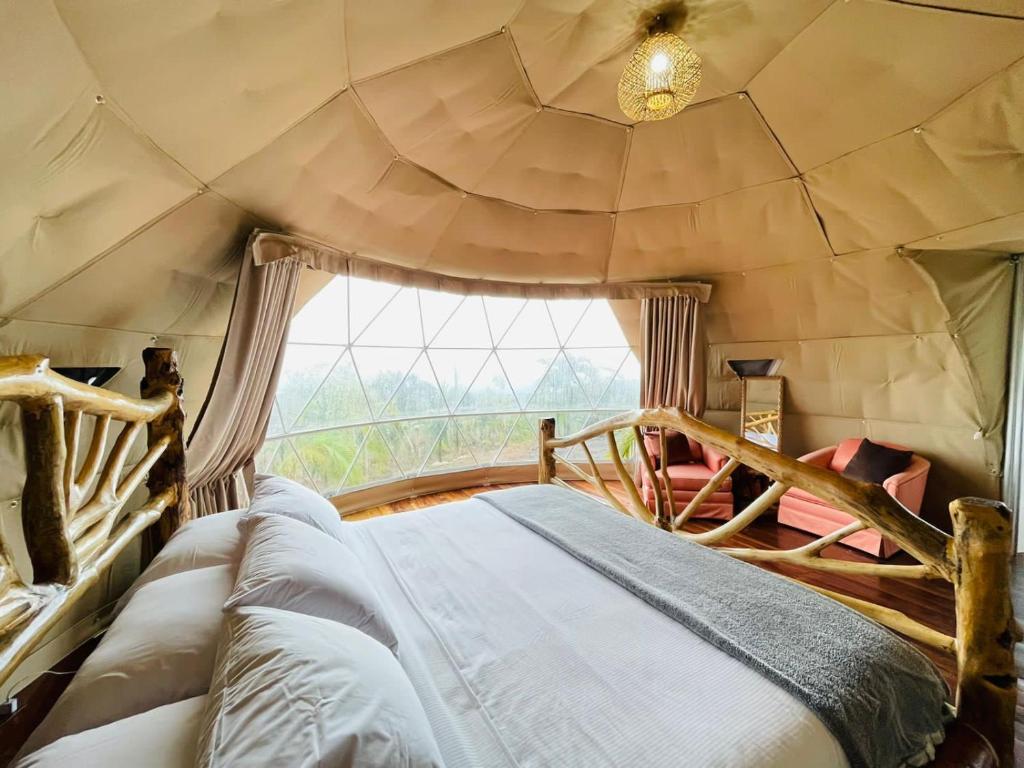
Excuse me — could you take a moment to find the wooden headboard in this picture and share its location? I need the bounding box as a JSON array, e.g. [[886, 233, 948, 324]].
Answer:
[[540, 410, 1019, 765], [0, 348, 189, 692]]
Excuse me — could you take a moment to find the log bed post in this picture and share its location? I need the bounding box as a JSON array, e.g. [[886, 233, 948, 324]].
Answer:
[[21, 396, 76, 585], [141, 348, 190, 558], [950, 497, 1018, 766], [538, 418, 556, 484]]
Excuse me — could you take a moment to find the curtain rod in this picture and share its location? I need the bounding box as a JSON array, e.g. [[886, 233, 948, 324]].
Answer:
[[249, 230, 712, 303]]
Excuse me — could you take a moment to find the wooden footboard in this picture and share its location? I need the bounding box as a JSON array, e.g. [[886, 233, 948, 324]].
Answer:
[[0, 349, 189, 692], [538, 409, 1018, 766]]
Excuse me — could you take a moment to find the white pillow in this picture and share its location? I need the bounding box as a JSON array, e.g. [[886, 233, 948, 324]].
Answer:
[[226, 513, 398, 652], [21, 565, 233, 753], [118, 509, 243, 608], [15, 696, 206, 768], [197, 607, 443, 768], [244, 475, 346, 543]]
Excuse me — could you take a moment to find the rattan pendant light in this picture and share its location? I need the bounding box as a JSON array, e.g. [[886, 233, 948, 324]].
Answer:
[[618, 15, 702, 122]]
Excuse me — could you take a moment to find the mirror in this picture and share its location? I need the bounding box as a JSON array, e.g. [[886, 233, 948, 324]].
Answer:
[[740, 376, 784, 452]]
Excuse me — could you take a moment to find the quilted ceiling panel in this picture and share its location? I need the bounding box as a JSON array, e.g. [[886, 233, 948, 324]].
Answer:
[[2, 0, 1022, 320]]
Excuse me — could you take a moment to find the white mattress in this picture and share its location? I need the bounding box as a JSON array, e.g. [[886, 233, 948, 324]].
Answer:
[[347, 497, 849, 768]]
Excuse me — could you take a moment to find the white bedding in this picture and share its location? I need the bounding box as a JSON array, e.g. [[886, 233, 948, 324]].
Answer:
[[196, 607, 444, 767], [346, 497, 849, 768], [20, 488, 851, 767], [15, 697, 205, 768], [21, 564, 234, 754]]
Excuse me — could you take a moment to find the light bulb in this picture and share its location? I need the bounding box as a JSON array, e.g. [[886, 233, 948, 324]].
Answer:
[[649, 52, 669, 73]]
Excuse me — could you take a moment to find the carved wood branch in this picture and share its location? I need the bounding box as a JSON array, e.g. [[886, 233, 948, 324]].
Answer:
[[140, 348, 190, 556], [658, 427, 677, 525], [673, 457, 739, 529], [950, 497, 1018, 766], [606, 431, 651, 523], [680, 481, 788, 546], [0, 349, 187, 693], [544, 408, 954, 578], [634, 425, 664, 528]]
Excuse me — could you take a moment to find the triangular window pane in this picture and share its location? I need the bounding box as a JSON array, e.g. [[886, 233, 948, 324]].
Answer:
[[497, 350, 557, 408], [483, 297, 525, 345], [294, 350, 372, 430], [494, 416, 538, 464], [292, 426, 369, 496], [565, 348, 630, 408], [255, 439, 283, 474], [454, 414, 519, 465], [351, 347, 420, 417], [381, 353, 447, 419], [498, 301, 559, 348], [604, 422, 639, 463], [377, 418, 446, 475], [342, 427, 403, 489], [422, 419, 478, 473], [547, 300, 590, 345], [527, 352, 590, 410], [427, 349, 489, 411], [348, 277, 399, 342], [495, 411, 589, 464], [566, 300, 629, 348], [547, 410, 595, 461], [431, 296, 492, 348], [266, 402, 286, 439], [262, 439, 318, 491], [575, 411, 622, 462], [288, 277, 348, 345], [276, 345, 345, 430], [420, 291, 463, 345], [355, 287, 422, 346], [598, 353, 641, 409], [455, 353, 519, 414]]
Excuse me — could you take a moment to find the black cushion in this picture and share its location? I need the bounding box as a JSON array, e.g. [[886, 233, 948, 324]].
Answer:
[[841, 439, 913, 485]]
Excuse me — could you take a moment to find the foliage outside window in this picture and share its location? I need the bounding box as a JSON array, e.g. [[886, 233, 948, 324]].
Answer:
[[256, 276, 640, 497]]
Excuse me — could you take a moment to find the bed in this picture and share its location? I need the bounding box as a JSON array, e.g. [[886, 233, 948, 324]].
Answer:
[[0, 349, 1017, 767]]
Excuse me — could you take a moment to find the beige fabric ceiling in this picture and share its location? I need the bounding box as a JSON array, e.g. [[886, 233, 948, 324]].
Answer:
[[1, 0, 1023, 512]]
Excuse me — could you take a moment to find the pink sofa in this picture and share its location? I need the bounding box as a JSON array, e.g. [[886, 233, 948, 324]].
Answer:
[[639, 435, 734, 521], [777, 438, 930, 558]]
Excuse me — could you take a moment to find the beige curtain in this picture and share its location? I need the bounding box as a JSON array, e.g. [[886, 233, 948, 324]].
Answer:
[[186, 233, 302, 516], [640, 295, 706, 417]]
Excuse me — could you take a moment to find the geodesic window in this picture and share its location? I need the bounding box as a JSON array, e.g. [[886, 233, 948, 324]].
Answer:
[[256, 276, 640, 497]]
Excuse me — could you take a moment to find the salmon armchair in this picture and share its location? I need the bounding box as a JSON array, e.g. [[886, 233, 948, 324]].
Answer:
[[777, 438, 931, 558], [639, 434, 734, 521]]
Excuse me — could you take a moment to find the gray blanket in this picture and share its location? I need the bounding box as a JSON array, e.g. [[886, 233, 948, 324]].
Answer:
[[478, 485, 949, 768]]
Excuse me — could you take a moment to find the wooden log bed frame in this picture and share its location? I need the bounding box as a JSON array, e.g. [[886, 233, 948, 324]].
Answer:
[[0, 350, 1016, 766], [539, 412, 1019, 766]]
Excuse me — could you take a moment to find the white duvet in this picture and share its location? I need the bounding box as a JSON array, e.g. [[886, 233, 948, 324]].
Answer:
[[21, 492, 850, 768], [346, 497, 849, 768]]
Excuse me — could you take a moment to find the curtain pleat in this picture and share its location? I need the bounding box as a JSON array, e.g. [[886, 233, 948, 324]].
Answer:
[[186, 233, 302, 517], [640, 295, 706, 416]]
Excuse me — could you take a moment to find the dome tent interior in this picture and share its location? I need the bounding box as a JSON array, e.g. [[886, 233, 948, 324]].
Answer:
[[1, 1, 1023, 765]]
